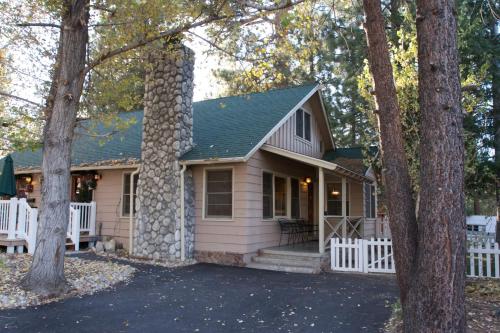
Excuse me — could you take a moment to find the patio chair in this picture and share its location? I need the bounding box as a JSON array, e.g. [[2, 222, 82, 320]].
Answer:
[[278, 218, 300, 246], [296, 218, 314, 242]]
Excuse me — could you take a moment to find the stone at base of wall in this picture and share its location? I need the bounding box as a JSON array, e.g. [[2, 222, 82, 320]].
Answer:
[[195, 250, 247, 267]]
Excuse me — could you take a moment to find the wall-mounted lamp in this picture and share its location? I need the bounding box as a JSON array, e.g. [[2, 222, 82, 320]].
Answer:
[[25, 176, 32, 184], [94, 173, 102, 180], [305, 177, 312, 184]]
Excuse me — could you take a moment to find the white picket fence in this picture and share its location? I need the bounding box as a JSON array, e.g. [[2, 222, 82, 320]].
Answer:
[[0, 198, 95, 253], [468, 242, 500, 278], [332, 237, 500, 278], [331, 238, 395, 273]]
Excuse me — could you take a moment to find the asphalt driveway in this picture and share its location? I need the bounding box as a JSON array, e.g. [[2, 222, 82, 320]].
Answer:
[[0, 254, 398, 333]]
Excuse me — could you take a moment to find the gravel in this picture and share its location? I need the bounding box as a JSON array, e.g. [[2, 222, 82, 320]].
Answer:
[[0, 253, 135, 309]]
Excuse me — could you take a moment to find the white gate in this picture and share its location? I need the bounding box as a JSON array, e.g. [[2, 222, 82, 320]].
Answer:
[[363, 238, 395, 273], [331, 238, 363, 272]]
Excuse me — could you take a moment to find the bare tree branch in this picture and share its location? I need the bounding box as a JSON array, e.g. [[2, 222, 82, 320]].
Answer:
[[15, 22, 61, 29], [84, 0, 306, 74], [0, 91, 43, 107]]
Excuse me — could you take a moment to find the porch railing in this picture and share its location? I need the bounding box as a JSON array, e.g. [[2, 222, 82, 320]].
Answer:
[[324, 216, 364, 249], [70, 202, 96, 235], [0, 198, 95, 253]]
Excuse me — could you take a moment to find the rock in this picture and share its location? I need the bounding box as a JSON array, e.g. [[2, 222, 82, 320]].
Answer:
[[95, 241, 104, 253], [104, 239, 116, 252]]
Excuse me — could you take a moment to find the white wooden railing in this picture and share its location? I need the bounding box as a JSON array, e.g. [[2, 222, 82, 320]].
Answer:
[[324, 216, 364, 249], [70, 202, 96, 235], [68, 206, 81, 251], [376, 216, 391, 238], [332, 237, 500, 278], [0, 198, 95, 253]]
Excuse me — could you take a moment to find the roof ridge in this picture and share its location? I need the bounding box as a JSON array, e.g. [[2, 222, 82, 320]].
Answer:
[[192, 82, 318, 104]]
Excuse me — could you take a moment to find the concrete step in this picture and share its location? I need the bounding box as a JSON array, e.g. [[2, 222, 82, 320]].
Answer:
[[259, 248, 324, 259], [252, 255, 320, 268], [246, 262, 320, 274]]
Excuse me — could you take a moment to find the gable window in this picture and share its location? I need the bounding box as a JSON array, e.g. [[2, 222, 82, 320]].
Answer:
[[205, 169, 233, 219], [291, 178, 300, 219], [274, 176, 287, 216], [295, 108, 311, 142], [122, 173, 139, 216], [262, 172, 274, 219], [304, 112, 311, 141], [326, 182, 349, 216]]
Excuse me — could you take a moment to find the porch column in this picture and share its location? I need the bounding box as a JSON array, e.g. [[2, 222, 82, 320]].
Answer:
[[341, 177, 347, 238], [318, 167, 325, 254]]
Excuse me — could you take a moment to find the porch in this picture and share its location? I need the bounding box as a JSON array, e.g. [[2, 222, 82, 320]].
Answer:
[[0, 198, 97, 253], [261, 145, 379, 255]]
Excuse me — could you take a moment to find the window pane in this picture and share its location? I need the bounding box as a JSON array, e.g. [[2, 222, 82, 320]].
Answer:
[[304, 112, 311, 141], [206, 170, 232, 218], [262, 172, 273, 219], [275, 177, 287, 216], [296, 109, 303, 138], [123, 173, 131, 195], [326, 183, 349, 216], [291, 178, 300, 219], [122, 194, 130, 215]]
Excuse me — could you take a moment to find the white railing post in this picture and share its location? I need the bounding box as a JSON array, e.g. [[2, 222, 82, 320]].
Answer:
[[89, 201, 96, 236], [71, 207, 80, 251], [7, 198, 18, 240], [27, 208, 38, 254], [17, 198, 27, 239]]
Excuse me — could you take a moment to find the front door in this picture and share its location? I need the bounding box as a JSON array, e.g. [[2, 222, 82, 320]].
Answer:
[[307, 181, 314, 225]]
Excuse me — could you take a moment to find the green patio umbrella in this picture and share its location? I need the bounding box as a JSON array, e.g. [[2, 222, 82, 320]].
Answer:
[[0, 155, 17, 197]]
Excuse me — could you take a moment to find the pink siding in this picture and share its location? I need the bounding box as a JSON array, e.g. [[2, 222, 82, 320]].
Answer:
[[266, 93, 333, 158], [193, 150, 317, 258]]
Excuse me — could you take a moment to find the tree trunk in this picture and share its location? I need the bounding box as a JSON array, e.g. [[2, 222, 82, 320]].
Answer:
[[409, 0, 466, 330], [362, 0, 466, 331], [492, 20, 500, 244], [21, 0, 89, 297], [362, 0, 418, 310]]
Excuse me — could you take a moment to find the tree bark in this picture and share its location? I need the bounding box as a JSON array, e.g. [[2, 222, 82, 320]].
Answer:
[[492, 20, 500, 244], [21, 0, 89, 297], [362, 0, 417, 309], [362, 0, 466, 331], [410, 0, 466, 330]]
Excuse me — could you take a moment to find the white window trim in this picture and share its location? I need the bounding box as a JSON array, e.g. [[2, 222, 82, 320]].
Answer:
[[262, 171, 301, 221], [202, 166, 235, 221], [120, 171, 138, 218], [294, 107, 312, 144]]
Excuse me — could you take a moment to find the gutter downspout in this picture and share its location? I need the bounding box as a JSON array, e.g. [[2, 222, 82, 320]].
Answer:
[[180, 163, 187, 261], [129, 168, 140, 255]]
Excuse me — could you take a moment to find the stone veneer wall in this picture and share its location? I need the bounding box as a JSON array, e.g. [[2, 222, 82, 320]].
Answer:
[[133, 44, 195, 260]]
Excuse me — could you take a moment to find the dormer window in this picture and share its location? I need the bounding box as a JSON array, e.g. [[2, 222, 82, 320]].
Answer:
[[295, 108, 311, 141]]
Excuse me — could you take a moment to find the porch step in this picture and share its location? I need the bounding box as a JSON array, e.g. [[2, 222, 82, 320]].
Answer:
[[252, 255, 320, 268], [259, 248, 324, 258], [246, 262, 320, 274]]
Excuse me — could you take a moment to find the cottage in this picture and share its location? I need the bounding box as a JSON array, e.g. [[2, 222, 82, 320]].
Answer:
[[0, 46, 381, 273]]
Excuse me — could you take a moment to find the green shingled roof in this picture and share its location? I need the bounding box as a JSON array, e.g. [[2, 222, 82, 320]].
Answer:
[[2, 84, 318, 170], [322, 147, 378, 175]]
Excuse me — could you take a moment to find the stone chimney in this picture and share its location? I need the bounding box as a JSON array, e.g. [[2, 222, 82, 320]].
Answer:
[[133, 44, 195, 261]]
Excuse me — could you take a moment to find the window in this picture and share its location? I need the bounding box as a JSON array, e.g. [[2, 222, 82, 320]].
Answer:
[[274, 176, 287, 216], [122, 173, 139, 216], [304, 112, 311, 141], [296, 109, 303, 137], [295, 108, 311, 142], [291, 178, 300, 219], [326, 182, 349, 216], [262, 172, 273, 219], [205, 169, 233, 218], [364, 183, 376, 218]]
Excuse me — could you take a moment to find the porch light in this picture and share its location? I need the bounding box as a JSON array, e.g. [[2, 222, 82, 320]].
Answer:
[[94, 173, 102, 180], [25, 176, 32, 184], [331, 188, 340, 196], [305, 177, 312, 184]]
